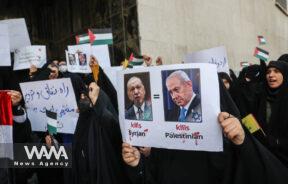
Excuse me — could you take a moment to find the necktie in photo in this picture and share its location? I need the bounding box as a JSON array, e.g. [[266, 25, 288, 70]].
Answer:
[[137, 107, 143, 120], [178, 108, 187, 122]]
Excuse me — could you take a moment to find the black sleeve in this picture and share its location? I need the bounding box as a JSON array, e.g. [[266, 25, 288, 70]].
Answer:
[[218, 76, 241, 118], [125, 149, 159, 184]]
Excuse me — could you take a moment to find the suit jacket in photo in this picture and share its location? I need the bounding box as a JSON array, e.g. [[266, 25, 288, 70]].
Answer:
[[166, 94, 202, 122], [125, 101, 153, 121]]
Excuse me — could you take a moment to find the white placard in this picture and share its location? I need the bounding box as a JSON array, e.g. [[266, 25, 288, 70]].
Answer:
[[103, 66, 123, 89], [67, 44, 92, 73], [13, 45, 46, 70], [117, 63, 223, 152], [184, 46, 229, 74], [0, 24, 11, 66], [91, 45, 111, 68], [20, 78, 79, 134], [0, 18, 31, 52]]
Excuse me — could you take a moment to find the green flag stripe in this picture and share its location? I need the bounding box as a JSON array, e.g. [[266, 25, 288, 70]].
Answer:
[[92, 39, 113, 45], [255, 55, 268, 61], [47, 124, 57, 135]]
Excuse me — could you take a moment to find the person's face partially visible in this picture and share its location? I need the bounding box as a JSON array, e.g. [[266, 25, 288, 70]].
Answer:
[[166, 76, 193, 107], [79, 53, 86, 64], [127, 78, 146, 107], [48, 65, 59, 79], [266, 67, 284, 89], [222, 79, 230, 90]]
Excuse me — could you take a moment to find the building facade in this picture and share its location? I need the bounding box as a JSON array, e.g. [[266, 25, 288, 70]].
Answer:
[[137, 0, 288, 70]]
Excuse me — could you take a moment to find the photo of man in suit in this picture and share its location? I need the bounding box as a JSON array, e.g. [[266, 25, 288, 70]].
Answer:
[[125, 76, 153, 121], [164, 70, 202, 122]]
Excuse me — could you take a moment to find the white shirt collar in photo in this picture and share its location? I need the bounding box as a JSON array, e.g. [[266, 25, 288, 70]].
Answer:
[[182, 93, 196, 116], [133, 102, 145, 119]]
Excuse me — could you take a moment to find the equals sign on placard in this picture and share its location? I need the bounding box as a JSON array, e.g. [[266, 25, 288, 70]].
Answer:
[[153, 94, 160, 99]]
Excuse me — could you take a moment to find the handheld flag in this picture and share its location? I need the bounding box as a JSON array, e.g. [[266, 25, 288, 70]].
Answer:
[[254, 47, 269, 62], [91, 32, 113, 45], [75, 34, 90, 45], [240, 61, 251, 68], [46, 110, 57, 135], [88, 29, 96, 44], [258, 35, 266, 45], [76, 29, 113, 45], [129, 53, 144, 66], [242, 114, 265, 135], [0, 91, 13, 159]]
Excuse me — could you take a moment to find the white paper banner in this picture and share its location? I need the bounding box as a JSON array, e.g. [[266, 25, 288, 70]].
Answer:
[[91, 45, 111, 68], [13, 45, 46, 70], [103, 66, 123, 89], [20, 78, 79, 134], [117, 63, 223, 152], [67, 44, 91, 73], [0, 24, 11, 66], [0, 18, 31, 52], [184, 46, 229, 74]]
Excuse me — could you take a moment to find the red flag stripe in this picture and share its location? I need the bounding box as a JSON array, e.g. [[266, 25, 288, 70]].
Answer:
[[0, 92, 13, 126], [88, 29, 96, 44]]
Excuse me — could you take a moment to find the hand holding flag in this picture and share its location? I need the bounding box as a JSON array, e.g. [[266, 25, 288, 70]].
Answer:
[[254, 47, 269, 62]]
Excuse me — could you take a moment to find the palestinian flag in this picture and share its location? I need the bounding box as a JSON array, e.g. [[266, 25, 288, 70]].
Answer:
[[0, 91, 13, 159], [254, 47, 269, 62], [75, 34, 90, 45], [92, 33, 113, 45], [258, 35, 266, 45], [46, 110, 57, 135], [129, 53, 144, 66], [88, 29, 96, 44], [75, 29, 97, 44], [240, 61, 250, 68]]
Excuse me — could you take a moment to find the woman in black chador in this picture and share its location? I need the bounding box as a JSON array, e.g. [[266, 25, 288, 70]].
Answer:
[[253, 60, 288, 167]]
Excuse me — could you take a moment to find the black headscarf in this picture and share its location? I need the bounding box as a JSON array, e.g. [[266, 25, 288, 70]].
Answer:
[[232, 65, 264, 118], [84, 66, 118, 113], [278, 54, 288, 64], [253, 60, 288, 167]]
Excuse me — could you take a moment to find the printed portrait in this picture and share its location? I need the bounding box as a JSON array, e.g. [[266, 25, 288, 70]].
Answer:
[[124, 72, 153, 121], [162, 69, 202, 123]]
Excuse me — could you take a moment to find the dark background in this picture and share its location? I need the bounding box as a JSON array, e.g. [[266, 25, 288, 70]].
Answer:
[[124, 72, 152, 110], [0, 0, 140, 65]]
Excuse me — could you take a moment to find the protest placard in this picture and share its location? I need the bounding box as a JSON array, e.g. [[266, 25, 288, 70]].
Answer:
[[67, 44, 92, 73], [13, 45, 46, 70], [20, 78, 79, 134], [0, 18, 31, 52], [117, 64, 223, 152], [0, 24, 11, 66], [184, 46, 229, 74], [91, 45, 111, 68], [103, 66, 123, 89]]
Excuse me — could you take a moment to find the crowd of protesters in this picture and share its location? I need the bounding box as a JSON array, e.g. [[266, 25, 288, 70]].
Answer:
[[1, 51, 288, 184]]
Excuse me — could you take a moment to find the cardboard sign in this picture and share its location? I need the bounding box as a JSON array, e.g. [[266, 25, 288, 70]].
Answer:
[[20, 78, 79, 134], [184, 46, 229, 74], [13, 45, 46, 70], [117, 64, 223, 152]]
